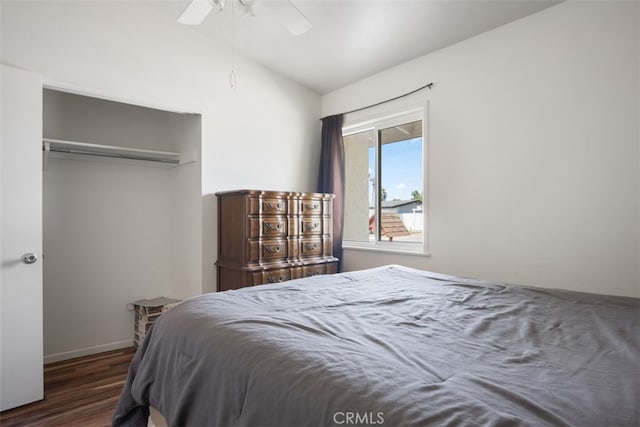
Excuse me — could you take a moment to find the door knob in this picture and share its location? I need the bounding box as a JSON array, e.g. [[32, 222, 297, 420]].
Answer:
[[23, 253, 38, 264]]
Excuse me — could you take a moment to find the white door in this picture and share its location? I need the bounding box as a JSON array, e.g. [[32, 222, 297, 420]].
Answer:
[[0, 65, 44, 411]]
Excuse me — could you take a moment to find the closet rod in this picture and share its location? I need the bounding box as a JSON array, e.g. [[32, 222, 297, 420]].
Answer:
[[43, 138, 182, 165]]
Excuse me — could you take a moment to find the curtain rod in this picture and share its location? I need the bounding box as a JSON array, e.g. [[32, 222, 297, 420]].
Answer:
[[322, 82, 433, 120]]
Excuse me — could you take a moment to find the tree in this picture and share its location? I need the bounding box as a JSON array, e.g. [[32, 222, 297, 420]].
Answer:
[[381, 188, 388, 201], [411, 190, 422, 201]]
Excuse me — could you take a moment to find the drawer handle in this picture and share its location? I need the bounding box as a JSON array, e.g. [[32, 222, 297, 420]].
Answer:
[[305, 271, 321, 277], [265, 222, 282, 232], [264, 245, 282, 254], [303, 203, 319, 210], [303, 243, 318, 251], [267, 275, 285, 283], [265, 202, 283, 210]]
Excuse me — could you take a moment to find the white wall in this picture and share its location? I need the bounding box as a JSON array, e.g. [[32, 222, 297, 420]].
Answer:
[[2, 1, 321, 359], [322, 1, 640, 297]]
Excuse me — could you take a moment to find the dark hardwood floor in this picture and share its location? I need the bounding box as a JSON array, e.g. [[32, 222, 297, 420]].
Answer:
[[0, 347, 136, 427]]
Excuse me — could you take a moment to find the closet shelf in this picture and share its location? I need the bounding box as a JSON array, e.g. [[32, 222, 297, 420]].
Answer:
[[43, 138, 195, 167]]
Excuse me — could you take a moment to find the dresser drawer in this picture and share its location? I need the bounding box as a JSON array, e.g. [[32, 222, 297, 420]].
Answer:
[[248, 239, 289, 263], [299, 237, 323, 258], [262, 198, 287, 214], [300, 216, 322, 236], [249, 216, 288, 238], [248, 197, 289, 215], [299, 198, 322, 215], [260, 268, 292, 285], [299, 260, 338, 278], [301, 264, 326, 278]]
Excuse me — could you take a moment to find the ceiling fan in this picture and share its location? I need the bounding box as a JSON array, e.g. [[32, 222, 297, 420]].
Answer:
[[178, 0, 312, 35]]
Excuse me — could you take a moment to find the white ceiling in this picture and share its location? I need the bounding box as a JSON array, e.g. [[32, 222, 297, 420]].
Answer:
[[148, 0, 562, 94]]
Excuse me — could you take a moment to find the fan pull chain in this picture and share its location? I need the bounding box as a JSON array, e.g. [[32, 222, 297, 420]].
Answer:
[[230, 70, 237, 90], [230, 0, 237, 91]]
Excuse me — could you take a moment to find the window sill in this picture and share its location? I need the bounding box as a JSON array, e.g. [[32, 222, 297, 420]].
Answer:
[[342, 242, 431, 257]]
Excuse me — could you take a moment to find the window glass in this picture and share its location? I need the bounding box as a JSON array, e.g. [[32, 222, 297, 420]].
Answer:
[[343, 114, 424, 251]]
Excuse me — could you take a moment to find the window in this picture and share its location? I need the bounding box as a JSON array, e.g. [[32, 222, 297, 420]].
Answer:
[[343, 109, 426, 253]]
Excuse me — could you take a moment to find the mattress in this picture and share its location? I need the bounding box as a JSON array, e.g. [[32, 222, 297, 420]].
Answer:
[[113, 265, 640, 426]]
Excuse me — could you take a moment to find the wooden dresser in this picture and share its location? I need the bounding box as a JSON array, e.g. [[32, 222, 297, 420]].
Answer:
[[216, 190, 339, 291]]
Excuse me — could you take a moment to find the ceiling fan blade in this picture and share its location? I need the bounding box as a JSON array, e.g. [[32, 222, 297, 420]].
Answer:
[[178, 0, 215, 25], [264, 0, 312, 35]]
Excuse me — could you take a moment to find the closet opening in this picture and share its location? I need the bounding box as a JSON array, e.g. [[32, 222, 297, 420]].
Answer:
[[42, 89, 202, 363]]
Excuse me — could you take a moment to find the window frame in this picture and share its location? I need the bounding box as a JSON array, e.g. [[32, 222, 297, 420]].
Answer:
[[342, 104, 429, 256]]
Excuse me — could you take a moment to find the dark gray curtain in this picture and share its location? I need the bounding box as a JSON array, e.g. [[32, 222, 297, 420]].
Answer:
[[318, 114, 345, 271]]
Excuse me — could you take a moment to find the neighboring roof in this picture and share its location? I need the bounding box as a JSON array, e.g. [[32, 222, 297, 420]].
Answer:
[[370, 199, 423, 209]]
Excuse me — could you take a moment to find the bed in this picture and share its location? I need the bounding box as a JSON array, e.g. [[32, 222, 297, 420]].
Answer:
[[113, 265, 639, 426]]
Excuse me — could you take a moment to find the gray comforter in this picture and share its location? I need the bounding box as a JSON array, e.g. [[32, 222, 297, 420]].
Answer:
[[113, 265, 640, 426]]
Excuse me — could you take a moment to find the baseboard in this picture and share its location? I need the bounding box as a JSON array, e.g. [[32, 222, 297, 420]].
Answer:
[[44, 339, 134, 364]]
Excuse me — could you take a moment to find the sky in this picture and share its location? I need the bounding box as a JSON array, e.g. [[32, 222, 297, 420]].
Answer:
[[368, 137, 423, 201]]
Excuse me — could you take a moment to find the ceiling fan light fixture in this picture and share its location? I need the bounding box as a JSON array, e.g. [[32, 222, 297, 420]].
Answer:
[[177, 0, 312, 35], [238, 0, 257, 17], [213, 0, 226, 11], [267, 1, 312, 35], [178, 0, 225, 25]]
